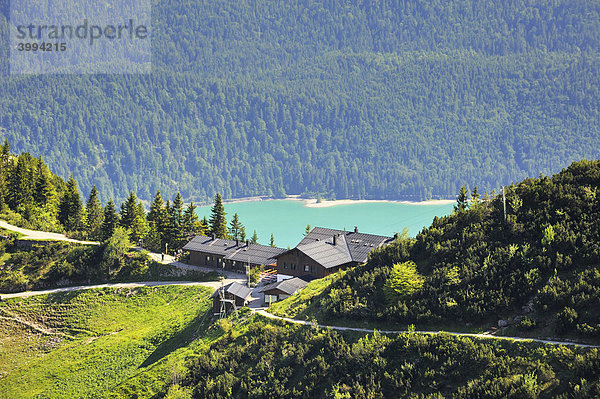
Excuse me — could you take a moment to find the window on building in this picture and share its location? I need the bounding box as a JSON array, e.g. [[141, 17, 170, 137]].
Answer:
[[283, 262, 288, 269], [304, 265, 310, 272]]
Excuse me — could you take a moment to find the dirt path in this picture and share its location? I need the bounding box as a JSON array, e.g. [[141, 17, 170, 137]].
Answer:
[[0, 220, 97, 245], [0, 280, 246, 300], [255, 310, 600, 348]]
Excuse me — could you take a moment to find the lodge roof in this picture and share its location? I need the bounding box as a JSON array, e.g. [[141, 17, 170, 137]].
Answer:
[[276, 227, 394, 269], [260, 277, 308, 296], [183, 235, 286, 266], [210, 282, 253, 300]]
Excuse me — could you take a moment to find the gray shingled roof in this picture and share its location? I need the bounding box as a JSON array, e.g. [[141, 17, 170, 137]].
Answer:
[[283, 227, 394, 269], [261, 277, 308, 296], [211, 282, 253, 300], [183, 235, 286, 265]]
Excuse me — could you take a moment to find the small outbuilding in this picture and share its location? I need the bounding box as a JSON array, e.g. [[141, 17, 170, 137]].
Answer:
[[211, 282, 254, 314], [261, 277, 308, 305]]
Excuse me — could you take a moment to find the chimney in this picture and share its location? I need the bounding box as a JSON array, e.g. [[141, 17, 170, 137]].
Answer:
[[246, 240, 249, 247], [236, 239, 239, 246], [211, 233, 216, 240], [354, 226, 358, 233], [394, 233, 399, 240], [333, 235, 337, 245]]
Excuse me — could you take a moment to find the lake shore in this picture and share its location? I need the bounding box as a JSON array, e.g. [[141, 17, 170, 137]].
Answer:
[[301, 198, 455, 208], [220, 195, 455, 208]]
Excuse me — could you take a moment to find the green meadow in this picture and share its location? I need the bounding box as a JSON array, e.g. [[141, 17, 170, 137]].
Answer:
[[0, 286, 213, 399]]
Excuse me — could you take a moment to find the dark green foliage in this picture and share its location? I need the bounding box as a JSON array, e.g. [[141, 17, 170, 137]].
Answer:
[[119, 191, 148, 243], [310, 160, 600, 339], [180, 319, 600, 398], [85, 185, 104, 240], [101, 199, 119, 241], [209, 193, 228, 239], [229, 213, 244, 241], [1, 1, 600, 202], [58, 175, 84, 231]]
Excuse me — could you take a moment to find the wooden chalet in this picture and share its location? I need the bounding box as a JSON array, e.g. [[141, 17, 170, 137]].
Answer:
[[275, 227, 395, 279], [183, 234, 286, 273]]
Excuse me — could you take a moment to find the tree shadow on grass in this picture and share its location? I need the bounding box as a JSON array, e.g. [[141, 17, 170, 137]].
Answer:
[[139, 309, 213, 368]]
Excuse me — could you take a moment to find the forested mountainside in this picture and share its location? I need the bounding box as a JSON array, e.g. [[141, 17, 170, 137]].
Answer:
[[1, 1, 600, 202], [274, 160, 600, 342]]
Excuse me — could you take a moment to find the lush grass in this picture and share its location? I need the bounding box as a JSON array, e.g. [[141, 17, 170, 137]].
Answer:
[[0, 285, 214, 399]]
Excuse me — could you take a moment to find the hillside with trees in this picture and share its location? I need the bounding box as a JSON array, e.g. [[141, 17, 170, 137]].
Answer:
[[1, 1, 599, 202], [272, 160, 600, 343]]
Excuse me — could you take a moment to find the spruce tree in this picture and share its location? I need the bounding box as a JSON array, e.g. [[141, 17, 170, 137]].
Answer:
[[209, 193, 228, 238], [250, 230, 258, 244], [182, 202, 201, 239], [199, 216, 209, 236], [168, 192, 185, 247], [305, 224, 312, 236], [240, 226, 246, 241], [120, 192, 147, 242], [229, 213, 244, 240], [101, 199, 119, 241], [8, 153, 35, 210], [454, 186, 469, 212], [85, 185, 104, 239], [269, 233, 275, 247], [59, 175, 84, 231], [34, 157, 56, 208]]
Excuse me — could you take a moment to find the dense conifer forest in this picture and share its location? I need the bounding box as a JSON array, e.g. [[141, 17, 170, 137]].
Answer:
[[1, 1, 599, 202]]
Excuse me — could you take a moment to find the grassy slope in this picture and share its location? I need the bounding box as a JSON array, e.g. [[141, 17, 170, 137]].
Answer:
[[0, 286, 213, 399]]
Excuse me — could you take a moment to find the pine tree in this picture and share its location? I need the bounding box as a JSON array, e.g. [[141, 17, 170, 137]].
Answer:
[[229, 213, 244, 240], [168, 192, 185, 247], [0, 140, 12, 211], [120, 192, 147, 243], [209, 193, 228, 238], [199, 216, 209, 236], [8, 153, 35, 210], [34, 157, 56, 208], [101, 199, 119, 241], [59, 175, 84, 231], [240, 226, 246, 241], [251, 230, 258, 244], [454, 186, 469, 212], [85, 185, 104, 239], [471, 186, 480, 204], [269, 233, 275, 247], [182, 202, 201, 239], [305, 224, 312, 236], [119, 191, 138, 228]]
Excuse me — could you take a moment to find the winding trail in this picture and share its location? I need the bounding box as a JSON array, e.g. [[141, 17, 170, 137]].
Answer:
[[255, 310, 600, 349], [1, 220, 597, 349], [3, 282, 598, 348], [0, 280, 244, 300], [0, 220, 97, 245]]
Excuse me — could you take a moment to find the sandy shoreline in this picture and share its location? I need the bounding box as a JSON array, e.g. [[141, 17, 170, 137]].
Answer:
[[301, 198, 455, 208], [219, 196, 454, 208]]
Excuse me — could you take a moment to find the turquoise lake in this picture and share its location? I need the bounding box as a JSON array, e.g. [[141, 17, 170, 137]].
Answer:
[[196, 199, 454, 248]]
